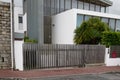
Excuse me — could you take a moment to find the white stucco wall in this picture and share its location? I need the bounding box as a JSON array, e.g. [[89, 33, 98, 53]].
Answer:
[[14, 40, 24, 71], [52, 10, 76, 44], [105, 48, 120, 66], [14, 7, 25, 33], [52, 9, 120, 44]]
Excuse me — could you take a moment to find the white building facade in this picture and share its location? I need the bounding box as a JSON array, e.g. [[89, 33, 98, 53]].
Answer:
[[52, 9, 120, 44]]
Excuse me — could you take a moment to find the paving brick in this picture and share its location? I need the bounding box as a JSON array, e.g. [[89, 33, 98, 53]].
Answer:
[[0, 66, 120, 78]]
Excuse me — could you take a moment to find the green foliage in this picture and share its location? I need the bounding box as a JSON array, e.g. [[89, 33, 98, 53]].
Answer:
[[101, 32, 120, 47], [24, 36, 38, 43], [74, 17, 110, 44]]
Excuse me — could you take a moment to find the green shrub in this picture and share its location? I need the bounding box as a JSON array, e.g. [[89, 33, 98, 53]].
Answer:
[[74, 17, 110, 44], [101, 32, 120, 47], [24, 36, 38, 43]]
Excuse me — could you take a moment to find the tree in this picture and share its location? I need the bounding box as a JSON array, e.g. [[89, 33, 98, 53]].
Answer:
[[74, 17, 110, 44]]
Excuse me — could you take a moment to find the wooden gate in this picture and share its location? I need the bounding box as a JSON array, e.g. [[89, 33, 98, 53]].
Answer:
[[23, 44, 105, 70]]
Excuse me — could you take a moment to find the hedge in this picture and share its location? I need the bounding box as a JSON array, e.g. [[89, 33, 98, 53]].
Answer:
[[101, 32, 120, 47], [24, 36, 38, 43]]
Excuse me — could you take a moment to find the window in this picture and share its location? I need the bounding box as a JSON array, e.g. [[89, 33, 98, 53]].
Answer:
[[90, 3, 95, 11], [18, 15, 23, 30], [77, 14, 84, 27], [56, 0, 60, 13], [78, 1, 83, 9], [102, 18, 109, 25], [101, 6, 105, 13], [60, 0, 64, 12], [19, 16, 23, 23], [85, 15, 91, 21], [116, 20, 120, 31], [109, 19, 115, 31], [72, 0, 77, 8], [106, 7, 109, 13], [96, 5, 100, 12], [84, 2, 89, 10], [51, 0, 55, 15], [110, 46, 120, 58], [65, 0, 71, 10]]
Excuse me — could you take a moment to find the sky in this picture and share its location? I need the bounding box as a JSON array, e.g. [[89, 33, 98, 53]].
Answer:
[[109, 0, 120, 15], [0, 0, 120, 15]]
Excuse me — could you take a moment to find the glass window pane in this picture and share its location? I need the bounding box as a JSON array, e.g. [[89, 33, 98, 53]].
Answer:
[[84, 2, 89, 10], [72, 0, 77, 8], [51, 0, 55, 15], [77, 14, 84, 27], [106, 7, 109, 13], [109, 19, 115, 31], [47, 0, 51, 15], [90, 3, 95, 11], [78, 1, 83, 9], [65, 0, 71, 10], [102, 18, 109, 25], [19, 16, 23, 23], [54, 0, 59, 14], [56, 0, 59, 13], [116, 20, 120, 31], [60, 0, 64, 12], [85, 15, 91, 21], [96, 5, 100, 12], [101, 6, 105, 13]]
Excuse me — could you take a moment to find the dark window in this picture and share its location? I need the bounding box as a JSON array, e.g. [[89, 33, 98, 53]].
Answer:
[[19, 16, 23, 23], [110, 46, 120, 58], [2, 57, 4, 62]]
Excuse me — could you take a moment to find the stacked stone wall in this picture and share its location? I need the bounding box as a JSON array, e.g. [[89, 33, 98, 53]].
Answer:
[[0, 2, 11, 69]]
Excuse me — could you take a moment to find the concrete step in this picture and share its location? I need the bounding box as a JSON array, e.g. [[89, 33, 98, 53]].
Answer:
[[85, 63, 105, 67]]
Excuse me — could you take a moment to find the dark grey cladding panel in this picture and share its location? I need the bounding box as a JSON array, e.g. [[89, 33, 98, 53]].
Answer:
[[26, 0, 44, 44]]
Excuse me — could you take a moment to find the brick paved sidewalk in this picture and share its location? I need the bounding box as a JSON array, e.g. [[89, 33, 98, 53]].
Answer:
[[0, 66, 120, 78]]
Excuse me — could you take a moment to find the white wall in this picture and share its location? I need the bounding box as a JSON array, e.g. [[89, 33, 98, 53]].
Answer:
[[14, 7, 25, 33], [52, 9, 120, 44], [105, 48, 120, 66], [52, 10, 76, 44], [23, 13, 27, 32], [14, 40, 24, 71]]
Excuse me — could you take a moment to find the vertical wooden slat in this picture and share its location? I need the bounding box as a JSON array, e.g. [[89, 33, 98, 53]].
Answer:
[[23, 44, 105, 70]]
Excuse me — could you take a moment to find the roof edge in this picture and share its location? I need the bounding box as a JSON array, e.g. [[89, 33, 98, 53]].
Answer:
[[99, 0, 113, 6]]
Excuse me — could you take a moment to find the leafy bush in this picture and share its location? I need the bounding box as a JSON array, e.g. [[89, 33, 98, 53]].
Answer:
[[74, 17, 110, 44], [24, 36, 38, 43], [101, 32, 120, 47]]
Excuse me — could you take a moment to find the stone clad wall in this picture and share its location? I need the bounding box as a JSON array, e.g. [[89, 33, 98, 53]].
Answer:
[[0, 2, 11, 69]]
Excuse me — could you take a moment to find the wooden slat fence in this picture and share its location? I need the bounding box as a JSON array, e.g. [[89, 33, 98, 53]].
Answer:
[[23, 44, 105, 70]]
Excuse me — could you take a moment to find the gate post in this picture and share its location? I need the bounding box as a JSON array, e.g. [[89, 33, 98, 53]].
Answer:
[[56, 44, 59, 68]]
